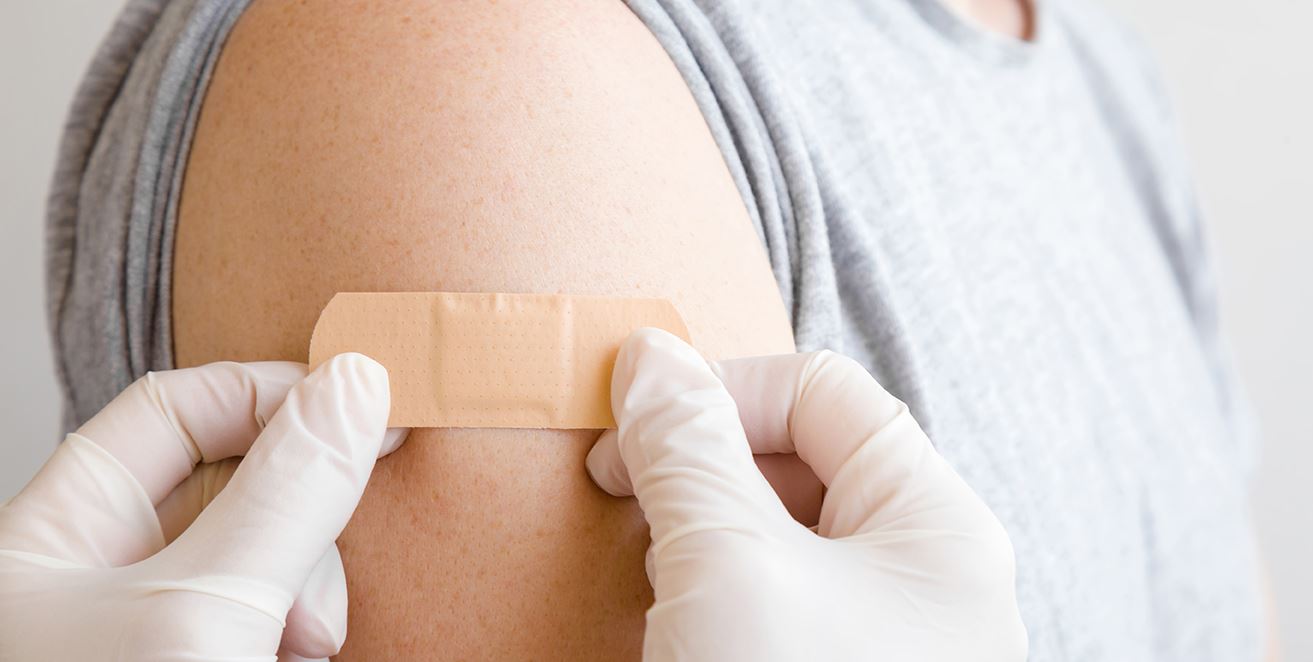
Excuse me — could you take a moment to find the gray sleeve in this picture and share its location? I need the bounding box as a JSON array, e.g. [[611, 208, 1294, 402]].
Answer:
[[622, 0, 843, 352], [45, 0, 252, 433]]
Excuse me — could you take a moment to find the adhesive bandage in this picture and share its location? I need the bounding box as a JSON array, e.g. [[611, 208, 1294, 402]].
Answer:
[[308, 292, 690, 428]]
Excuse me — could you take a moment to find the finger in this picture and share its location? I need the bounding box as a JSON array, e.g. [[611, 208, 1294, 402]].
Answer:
[[154, 427, 409, 543], [589, 351, 823, 487], [277, 654, 326, 662], [280, 544, 348, 658], [0, 434, 165, 566], [588, 432, 823, 526], [721, 351, 993, 539], [708, 353, 816, 455], [753, 453, 824, 526], [159, 464, 351, 658], [710, 351, 904, 483], [606, 328, 790, 549], [78, 361, 308, 505], [155, 458, 241, 543], [584, 428, 628, 495], [378, 426, 412, 458], [588, 351, 828, 525], [158, 353, 393, 620], [159, 464, 352, 658]]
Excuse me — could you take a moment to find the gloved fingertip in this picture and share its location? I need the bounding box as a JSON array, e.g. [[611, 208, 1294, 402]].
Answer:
[[585, 429, 634, 497], [306, 352, 392, 440], [379, 427, 410, 457], [615, 328, 701, 378], [610, 327, 717, 428], [324, 350, 388, 382]]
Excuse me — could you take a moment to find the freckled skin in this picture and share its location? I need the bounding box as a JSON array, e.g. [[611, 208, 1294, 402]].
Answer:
[[172, 1, 798, 658]]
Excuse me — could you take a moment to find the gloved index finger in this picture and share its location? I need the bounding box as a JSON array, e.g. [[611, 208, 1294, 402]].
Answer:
[[709, 354, 811, 456], [0, 362, 310, 568], [710, 351, 905, 486], [595, 350, 901, 505], [157, 353, 394, 617], [716, 351, 999, 542], [603, 329, 792, 546], [78, 361, 308, 506]]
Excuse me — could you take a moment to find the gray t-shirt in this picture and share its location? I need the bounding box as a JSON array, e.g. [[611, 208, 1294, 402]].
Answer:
[[46, 0, 1262, 659]]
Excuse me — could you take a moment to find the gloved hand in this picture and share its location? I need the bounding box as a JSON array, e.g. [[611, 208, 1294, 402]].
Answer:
[[0, 353, 406, 662], [586, 329, 1028, 662]]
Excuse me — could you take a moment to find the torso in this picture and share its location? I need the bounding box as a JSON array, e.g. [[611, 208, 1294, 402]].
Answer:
[[646, 0, 1262, 658]]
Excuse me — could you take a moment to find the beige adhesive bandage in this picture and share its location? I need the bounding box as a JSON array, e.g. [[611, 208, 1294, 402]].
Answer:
[[308, 292, 690, 429]]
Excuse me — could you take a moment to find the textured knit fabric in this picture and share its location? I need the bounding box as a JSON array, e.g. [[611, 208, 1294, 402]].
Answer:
[[46, 1, 1262, 659]]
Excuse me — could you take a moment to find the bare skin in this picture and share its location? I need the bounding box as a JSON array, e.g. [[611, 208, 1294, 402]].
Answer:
[[945, 0, 1036, 40], [173, 1, 803, 658]]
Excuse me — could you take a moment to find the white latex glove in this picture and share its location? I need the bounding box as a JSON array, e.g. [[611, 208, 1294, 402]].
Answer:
[[0, 353, 407, 662], [586, 329, 1028, 662]]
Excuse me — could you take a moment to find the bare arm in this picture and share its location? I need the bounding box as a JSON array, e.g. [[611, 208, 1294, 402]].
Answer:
[[173, 0, 794, 658]]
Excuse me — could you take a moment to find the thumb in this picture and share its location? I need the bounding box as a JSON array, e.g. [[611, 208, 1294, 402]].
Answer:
[[603, 329, 790, 550], [155, 353, 391, 622]]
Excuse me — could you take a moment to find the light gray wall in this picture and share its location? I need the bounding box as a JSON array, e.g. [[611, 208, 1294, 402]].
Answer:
[[1, 1, 1308, 657]]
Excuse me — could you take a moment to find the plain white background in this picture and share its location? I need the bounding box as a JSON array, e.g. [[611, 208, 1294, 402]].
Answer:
[[2, 1, 1308, 657]]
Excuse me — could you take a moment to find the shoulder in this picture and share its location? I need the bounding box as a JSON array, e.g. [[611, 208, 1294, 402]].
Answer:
[[188, 0, 738, 228], [212, 0, 693, 124], [173, 0, 792, 364]]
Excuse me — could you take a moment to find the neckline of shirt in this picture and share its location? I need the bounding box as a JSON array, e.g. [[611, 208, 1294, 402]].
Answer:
[[906, 0, 1055, 68]]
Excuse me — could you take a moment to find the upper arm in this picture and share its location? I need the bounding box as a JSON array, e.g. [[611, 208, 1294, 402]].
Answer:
[[174, 0, 791, 362], [173, 0, 794, 658]]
